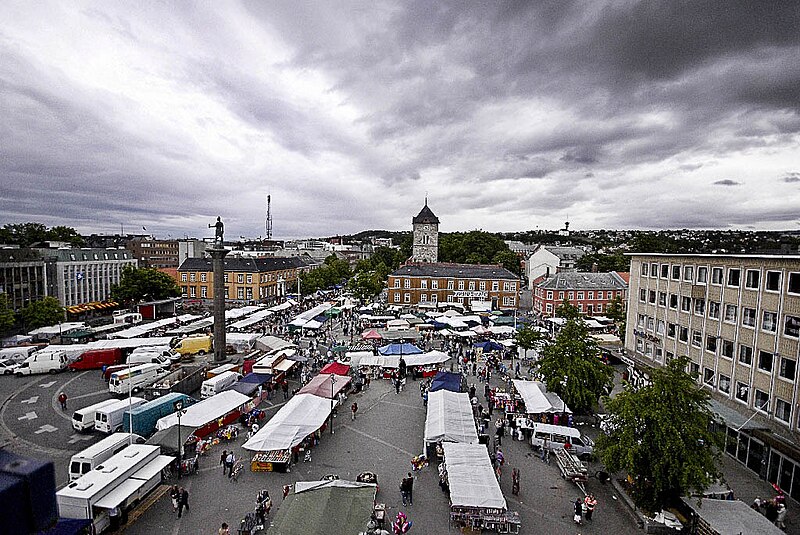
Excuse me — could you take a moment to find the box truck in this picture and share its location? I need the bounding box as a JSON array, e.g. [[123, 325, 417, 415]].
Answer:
[[122, 393, 196, 437], [69, 348, 123, 371]]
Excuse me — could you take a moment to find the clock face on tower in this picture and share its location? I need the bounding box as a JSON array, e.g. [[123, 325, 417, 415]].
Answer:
[[422, 225, 430, 232]]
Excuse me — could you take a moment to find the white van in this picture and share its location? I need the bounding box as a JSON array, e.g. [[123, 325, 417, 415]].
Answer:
[[109, 363, 165, 395], [200, 371, 241, 399], [0, 346, 39, 363], [72, 398, 120, 432], [94, 397, 146, 433], [68, 432, 145, 481], [15, 351, 68, 375], [530, 423, 594, 458], [127, 350, 171, 367]]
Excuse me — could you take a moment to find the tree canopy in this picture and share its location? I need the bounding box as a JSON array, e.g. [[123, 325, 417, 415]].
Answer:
[[111, 266, 181, 304], [300, 255, 352, 295], [575, 252, 630, 272], [595, 356, 721, 513], [0, 294, 16, 336], [21, 297, 64, 330], [514, 324, 543, 352], [535, 318, 613, 413], [0, 223, 84, 247], [439, 231, 520, 274]]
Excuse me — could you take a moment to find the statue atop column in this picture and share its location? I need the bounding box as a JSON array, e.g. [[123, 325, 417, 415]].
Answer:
[[209, 216, 224, 246]]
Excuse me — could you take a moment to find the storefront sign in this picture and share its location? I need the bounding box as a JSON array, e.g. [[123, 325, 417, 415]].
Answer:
[[452, 291, 488, 298]]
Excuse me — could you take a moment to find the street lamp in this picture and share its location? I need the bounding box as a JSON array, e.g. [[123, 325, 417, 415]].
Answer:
[[128, 361, 133, 445], [174, 400, 187, 479], [330, 374, 337, 434]]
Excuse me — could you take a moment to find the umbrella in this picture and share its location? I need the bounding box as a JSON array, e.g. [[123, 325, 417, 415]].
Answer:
[[361, 329, 383, 340]]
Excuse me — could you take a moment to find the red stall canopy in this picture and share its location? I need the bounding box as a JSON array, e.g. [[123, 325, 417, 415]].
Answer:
[[297, 373, 351, 399], [320, 362, 351, 376]]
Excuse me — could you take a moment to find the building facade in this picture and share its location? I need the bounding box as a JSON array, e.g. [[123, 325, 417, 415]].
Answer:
[[533, 271, 628, 316], [177, 256, 311, 303], [126, 238, 179, 268], [526, 245, 586, 289], [46, 248, 137, 307], [626, 254, 800, 499], [388, 263, 520, 310], [410, 202, 439, 263], [0, 249, 54, 310]]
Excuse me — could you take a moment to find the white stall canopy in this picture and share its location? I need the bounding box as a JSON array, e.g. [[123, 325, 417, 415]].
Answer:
[[404, 350, 452, 367], [443, 442, 506, 510], [424, 391, 478, 446], [242, 394, 332, 452], [512, 379, 571, 414]]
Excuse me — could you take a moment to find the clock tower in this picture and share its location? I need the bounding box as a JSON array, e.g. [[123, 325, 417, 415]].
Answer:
[[411, 200, 439, 263]]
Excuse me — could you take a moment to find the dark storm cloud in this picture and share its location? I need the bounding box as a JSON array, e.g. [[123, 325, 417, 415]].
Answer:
[[783, 173, 800, 183], [713, 180, 741, 186]]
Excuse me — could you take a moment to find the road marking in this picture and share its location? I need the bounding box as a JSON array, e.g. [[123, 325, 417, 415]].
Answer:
[[39, 381, 57, 388], [18, 411, 38, 421], [68, 433, 94, 444], [21, 396, 39, 404], [35, 424, 58, 434], [341, 424, 416, 457], [70, 390, 110, 401]]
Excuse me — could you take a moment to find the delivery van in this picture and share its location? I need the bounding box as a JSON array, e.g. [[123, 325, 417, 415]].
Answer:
[[69, 348, 123, 371], [72, 398, 120, 432], [530, 423, 594, 458], [94, 397, 146, 433], [172, 335, 212, 356], [131, 345, 181, 364], [0, 346, 40, 363], [109, 363, 166, 395], [68, 432, 145, 481], [200, 370, 241, 399], [15, 351, 68, 375], [127, 351, 171, 367]]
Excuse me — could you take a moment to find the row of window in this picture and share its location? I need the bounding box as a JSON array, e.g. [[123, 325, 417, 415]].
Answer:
[[540, 289, 621, 301], [390, 292, 517, 307], [181, 271, 296, 284], [182, 285, 283, 300], [638, 291, 800, 337], [640, 262, 798, 293], [66, 252, 130, 261], [540, 302, 604, 314], [392, 278, 516, 292]]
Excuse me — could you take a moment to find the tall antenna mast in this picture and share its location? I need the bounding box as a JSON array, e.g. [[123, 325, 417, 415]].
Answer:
[[265, 194, 273, 240]]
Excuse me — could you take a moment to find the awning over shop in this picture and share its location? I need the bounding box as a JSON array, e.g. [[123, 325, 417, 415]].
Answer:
[[425, 391, 478, 445], [320, 362, 351, 376], [357, 355, 400, 368], [404, 350, 451, 367], [66, 300, 119, 315], [443, 442, 506, 510], [242, 393, 332, 452], [512, 379, 571, 414], [297, 374, 352, 399], [709, 399, 768, 431], [473, 340, 504, 352], [156, 390, 250, 431], [255, 335, 295, 353], [146, 424, 198, 454]]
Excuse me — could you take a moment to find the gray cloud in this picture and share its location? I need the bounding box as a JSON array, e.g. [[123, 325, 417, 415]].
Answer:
[[713, 180, 742, 186], [783, 173, 800, 183]]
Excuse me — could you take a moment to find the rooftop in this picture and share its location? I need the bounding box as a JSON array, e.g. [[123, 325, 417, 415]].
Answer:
[[536, 271, 629, 290], [391, 262, 518, 280], [412, 202, 439, 224], [178, 256, 311, 273]]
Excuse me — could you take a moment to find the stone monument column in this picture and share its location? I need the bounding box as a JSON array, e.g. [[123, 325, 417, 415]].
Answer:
[[208, 217, 228, 363]]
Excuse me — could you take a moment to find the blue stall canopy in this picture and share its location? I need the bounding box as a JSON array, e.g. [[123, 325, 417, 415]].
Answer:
[[378, 342, 423, 356], [229, 372, 272, 396], [429, 371, 463, 393], [473, 340, 504, 352]]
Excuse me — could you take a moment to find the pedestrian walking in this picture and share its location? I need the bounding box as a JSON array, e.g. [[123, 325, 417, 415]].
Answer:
[[400, 472, 414, 506], [282, 381, 289, 400], [775, 503, 787, 529], [351, 402, 358, 420], [177, 487, 189, 518], [169, 485, 179, 512], [58, 392, 68, 410], [584, 494, 597, 521], [220, 450, 228, 475], [395, 377, 401, 394], [573, 498, 583, 525], [218, 522, 230, 535], [225, 451, 236, 478]]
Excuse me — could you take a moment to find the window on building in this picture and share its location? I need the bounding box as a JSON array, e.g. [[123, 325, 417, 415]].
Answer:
[[785, 315, 800, 338], [431, 294, 437, 302], [706, 336, 717, 353], [690, 362, 700, 377], [181, 273, 187, 282], [692, 330, 702, 347], [745, 269, 760, 289], [420, 280, 427, 289], [775, 399, 792, 424], [789, 273, 800, 294], [200, 273, 206, 282], [667, 323, 676, 338], [754, 389, 769, 412], [545, 303, 552, 313], [694, 298, 705, 315], [237, 287, 244, 299], [189, 273, 196, 282], [766, 271, 781, 292], [669, 294, 678, 309], [458, 281, 465, 290], [762, 311, 777, 332], [684, 266, 694, 281], [559, 291, 564, 299], [697, 267, 708, 284], [637, 314, 646, 327], [479, 281, 485, 291], [588, 291, 594, 300], [639, 289, 646, 302], [596, 303, 602, 313], [666, 351, 674, 364], [393, 293, 400, 303], [432, 280, 439, 289], [758, 351, 774, 373], [189, 286, 196, 297], [655, 347, 663, 362], [727, 268, 741, 287], [711, 267, 723, 284], [671, 265, 681, 280], [708, 301, 720, 319], [660, 264, 669, 278], [404, 293, 410, 303], [236, 274, 243, 283], [224, 274, 229, 283], [656, 320, 665, 335], [642, 263, 649, 276], [644, 343, 653, 357], [420, 294, 427, 302], [578, 303, 584, 312], [247, 274, 253, 284], [224, 287, 229, 298], [679, 327, 689, 342], [447, 280, 454, 290], [503, 296, 516, 307], [739, 345, 753, 366], [647, 317, 655, 331], [394, 279, 400, 288], [651, 263, 658, 277], [636, 338, 644, 352], [404, 279, 411, 289], [658, 292, 666, 306], [569, 291, 575, 300], [724, 305, 737, 322], [780, 357, 797, 381], [703, 368, 715, 385], [735, 382, 749, 403], [719, 374, 731, 394], [721, 340, 734, 359], [742, 307, 756, 327], [246, 287, 253, 300], [681, 296, 691, 312], [493, 281, 499, 291], [200, 286, 207, 298], [469, 281, 475, 290], [576, 292, 583, 300]]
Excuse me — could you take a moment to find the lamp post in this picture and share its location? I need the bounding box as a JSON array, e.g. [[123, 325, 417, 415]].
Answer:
[[174, 400, 186, 479], [330, 374, 336, 434], [128, 361, 133, 445]]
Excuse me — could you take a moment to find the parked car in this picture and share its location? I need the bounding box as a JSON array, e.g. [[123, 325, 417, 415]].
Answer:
[[0, 360, 21, 375]]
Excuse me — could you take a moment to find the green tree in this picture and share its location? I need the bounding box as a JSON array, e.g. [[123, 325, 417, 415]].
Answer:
[[0, 294, 16, 336], [555, 298, 581, 320], [595, 356, 721, 513], [492, 250, 521, 275], [575, 252, 629, 273], [605, 295, 626, 334], [46, 225, 85, 247], [111, 266, 181, 305], [514, 324, 542, 353], [535, 319, 613, 413], [21, 297, 64, 330], [348, 270, 384, 301]]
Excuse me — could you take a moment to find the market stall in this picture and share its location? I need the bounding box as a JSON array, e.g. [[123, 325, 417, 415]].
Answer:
[[155, 390, 252, 438], [511, 379, 571, 415], [404, 350, 452, 377], [428, 371, 463, 393], [378, 342, 423, 355], [242, 393, 332, 472], [442, 442, 520, 533], [319, 362, 351, 376], [424, 391, 478, 458], [297, 373, 352, 399]]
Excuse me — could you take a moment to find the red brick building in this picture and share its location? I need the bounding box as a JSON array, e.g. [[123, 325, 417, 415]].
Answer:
[[533, 271, 629, 316]]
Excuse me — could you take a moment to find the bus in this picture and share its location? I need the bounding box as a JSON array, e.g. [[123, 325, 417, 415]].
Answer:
[[68, 432, 145, 481], [72, 399, 120, 432]]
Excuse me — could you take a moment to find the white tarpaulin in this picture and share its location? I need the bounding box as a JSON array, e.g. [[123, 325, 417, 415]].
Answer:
[[404, 350, 452, 367], [242, 393, 332, 451], [424, 391, 478, 446], [156, 390, 251, 430], [357, 355, 400, 368], [512, 380, 571, 414], [346, 351, 374, 368], [443, 442, 506, 510]]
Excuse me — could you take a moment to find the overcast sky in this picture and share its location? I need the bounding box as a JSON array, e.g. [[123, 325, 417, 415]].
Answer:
[[1, 1, 798, 239]]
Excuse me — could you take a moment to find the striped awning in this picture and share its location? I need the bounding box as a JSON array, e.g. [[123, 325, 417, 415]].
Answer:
[[66, 300, 120, 314]]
